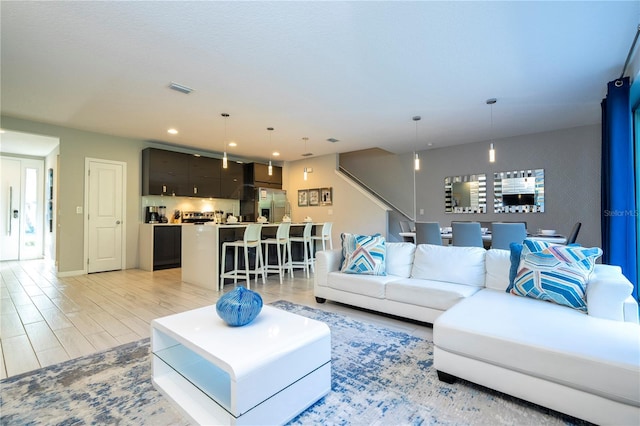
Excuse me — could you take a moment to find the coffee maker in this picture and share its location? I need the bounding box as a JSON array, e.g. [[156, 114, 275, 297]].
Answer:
[[145, 206, 160, 223], [158, 206, 168, 223]]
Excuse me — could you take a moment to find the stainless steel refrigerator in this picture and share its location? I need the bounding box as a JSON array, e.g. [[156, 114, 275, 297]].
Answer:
[[241, 187, 290, 222]]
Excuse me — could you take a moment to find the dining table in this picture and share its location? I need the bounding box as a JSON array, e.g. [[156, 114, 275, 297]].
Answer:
[[400, 232, 568, 245]]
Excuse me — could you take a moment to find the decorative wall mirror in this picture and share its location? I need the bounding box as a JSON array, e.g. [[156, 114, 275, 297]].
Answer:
[[444, 174, 487, 213], [494, 169, 544, 213]]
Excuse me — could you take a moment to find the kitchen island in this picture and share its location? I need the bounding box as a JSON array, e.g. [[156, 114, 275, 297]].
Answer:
[[181, 222, 320, 291]]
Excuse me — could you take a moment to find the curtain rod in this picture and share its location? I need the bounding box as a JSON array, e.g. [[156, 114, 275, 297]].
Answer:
[[619, 24, 640, 80]]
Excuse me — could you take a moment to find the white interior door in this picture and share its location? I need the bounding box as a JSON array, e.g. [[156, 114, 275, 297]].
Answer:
[[87, 159, 124, 273], [0, 157, 21, 260]]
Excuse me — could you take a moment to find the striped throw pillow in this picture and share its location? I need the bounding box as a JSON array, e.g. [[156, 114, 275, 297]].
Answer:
[[511, 245, 602, 311], [341, 233, 386, 276]]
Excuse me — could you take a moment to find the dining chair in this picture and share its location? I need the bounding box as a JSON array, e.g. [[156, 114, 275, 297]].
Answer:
[[415, 222, 442, 245], [491, 222, 527, 250], [262, 222, 293, 284], [452, 222, 483, 247], [289, 222, 314, 278], [220, 224, 265, 290], [566, 222, 582, 244]]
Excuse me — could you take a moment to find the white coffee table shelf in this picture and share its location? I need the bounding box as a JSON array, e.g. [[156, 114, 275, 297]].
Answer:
[[151, 305, 331, 425]]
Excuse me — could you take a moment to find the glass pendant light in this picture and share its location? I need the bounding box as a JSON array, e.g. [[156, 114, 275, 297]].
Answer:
[[221, 113, 229, 169], [267, 127, 274, 176], [413, 116, 421, 171], [487, 98, 497, 163]]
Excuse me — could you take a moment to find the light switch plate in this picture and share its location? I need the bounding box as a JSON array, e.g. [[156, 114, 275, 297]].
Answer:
[[76, 206, 83, 214]]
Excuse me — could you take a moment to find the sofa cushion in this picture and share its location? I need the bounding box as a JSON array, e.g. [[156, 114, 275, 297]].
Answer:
[[387, 278, 481, 311], [485, 249, 511, 291], [385, 242, 416, 278], [511, 245, 603, 312], [327, 271, 399, 298], [411, 244, 486, 287], [435, 289, 640, 407], [340, 233, 386, 276]]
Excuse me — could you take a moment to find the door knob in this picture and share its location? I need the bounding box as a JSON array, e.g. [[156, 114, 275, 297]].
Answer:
[[116, 220, 121, 225]]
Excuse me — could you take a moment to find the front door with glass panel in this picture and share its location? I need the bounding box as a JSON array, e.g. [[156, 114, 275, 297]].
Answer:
[[0, 156, 44, 260]]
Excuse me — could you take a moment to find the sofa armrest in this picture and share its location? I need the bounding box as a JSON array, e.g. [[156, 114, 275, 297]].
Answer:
[[587, 265, 637, 323], [314, 249, 342, 288]]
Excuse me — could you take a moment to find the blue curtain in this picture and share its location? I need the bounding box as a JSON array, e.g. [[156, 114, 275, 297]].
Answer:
[[601, 77, 638, 300]]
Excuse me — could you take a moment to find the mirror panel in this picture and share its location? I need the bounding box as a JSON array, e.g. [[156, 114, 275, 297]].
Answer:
[[494, 169, 544, 213], [444, 174, 487, 213]]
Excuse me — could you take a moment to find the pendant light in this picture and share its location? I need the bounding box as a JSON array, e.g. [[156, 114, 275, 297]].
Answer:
[[413, 116, 421, 171], [302, 137, 309, 180], [221, 113, 229, 169], [487, 99, 497, 163], [267, 127, 274, 176]]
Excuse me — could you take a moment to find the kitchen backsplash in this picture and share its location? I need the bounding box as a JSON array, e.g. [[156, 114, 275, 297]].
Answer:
[[142, 196, 240, 222]]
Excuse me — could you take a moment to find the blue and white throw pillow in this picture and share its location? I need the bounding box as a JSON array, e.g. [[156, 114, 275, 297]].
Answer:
[[341, 233, 386, 276], [510, 244, 602, 312], [507, 239, 570, 292]]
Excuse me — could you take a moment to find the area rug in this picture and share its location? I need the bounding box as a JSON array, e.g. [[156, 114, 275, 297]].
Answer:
[[0, 301, 589, 425]]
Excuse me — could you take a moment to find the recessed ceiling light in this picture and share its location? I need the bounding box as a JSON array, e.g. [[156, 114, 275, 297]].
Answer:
[[228, 141, 237, 147], [272, 151, 280, 157], [167, 128, 178, 135], [0, 129, 5, 134], [326, 138, 339, 143], [428, 143, 433, 147]]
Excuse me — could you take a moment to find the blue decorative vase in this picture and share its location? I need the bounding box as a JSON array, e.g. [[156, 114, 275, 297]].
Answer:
[[216, 287, 263, 326]]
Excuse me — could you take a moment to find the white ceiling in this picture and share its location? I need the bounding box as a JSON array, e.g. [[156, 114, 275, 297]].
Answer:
[[0, 130, 59, 157], [1, 1, 638, 161]]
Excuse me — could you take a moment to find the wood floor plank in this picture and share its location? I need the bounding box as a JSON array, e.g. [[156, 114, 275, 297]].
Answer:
[[3, 334, 40, 376], [87, 311, 134, 337], [118, 316, 150, 338], [1, 312, 26, 338], [85, 331, 119, 352], [115, 332, 142, 345], [1, 296, 17, 314], [53, 327, 96, 359], [39, 308, 73, 330], [30, 294, 58, 311], [24, 321, 63, 352], [36, 346, 70, 368], [66, 311, 105, 335], [0, 340, 7, 379], [14, 302, 45, 325]]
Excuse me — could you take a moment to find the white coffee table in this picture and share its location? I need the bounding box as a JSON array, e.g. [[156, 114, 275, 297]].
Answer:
[[151, 305, 331, 425]]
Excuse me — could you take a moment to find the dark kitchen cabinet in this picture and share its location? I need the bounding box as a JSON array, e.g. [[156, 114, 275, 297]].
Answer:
[[153, 225, 182, 270], [142, 148, 190, 196], [143, 147, 245, 200], [220, 161, 244, 199], [189, 156, 221, 198], [245, 162, 282, 191]]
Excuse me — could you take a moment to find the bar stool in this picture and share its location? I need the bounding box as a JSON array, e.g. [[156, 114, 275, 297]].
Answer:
[[261, 222, 293, 284], [289, 222, 314, 278], [220, 224, 265, 290], [311, 222, 333, 252]]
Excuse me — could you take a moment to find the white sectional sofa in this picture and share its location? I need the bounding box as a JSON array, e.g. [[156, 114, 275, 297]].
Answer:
[[314, 242, 640, 425]]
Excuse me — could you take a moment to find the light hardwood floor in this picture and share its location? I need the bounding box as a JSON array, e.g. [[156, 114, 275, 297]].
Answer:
[[0, 259, 433, 379]]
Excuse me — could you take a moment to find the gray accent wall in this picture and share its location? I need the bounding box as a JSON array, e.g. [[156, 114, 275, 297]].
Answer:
[[340, 124, 602, 249]]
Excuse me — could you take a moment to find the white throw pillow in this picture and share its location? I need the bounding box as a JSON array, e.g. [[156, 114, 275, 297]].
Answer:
[[485, 249, 511, 291], [411, 244, 486, 287], [385, 242, 416, 278]]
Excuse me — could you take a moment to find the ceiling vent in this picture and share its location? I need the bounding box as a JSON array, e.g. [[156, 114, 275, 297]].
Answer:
[[168, 82, 194, 94], [326, 138, 339, 143], [301, 152, 313, 157]]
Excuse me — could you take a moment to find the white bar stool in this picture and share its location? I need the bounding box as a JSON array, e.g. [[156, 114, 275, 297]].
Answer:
[[220, 224, 265, 290], [311, 222, 333, 252], [261, 222, 293, 284], [289, 222, 314, 278]]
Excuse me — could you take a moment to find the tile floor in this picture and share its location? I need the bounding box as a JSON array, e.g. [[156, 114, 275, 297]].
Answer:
[[0, 259, 433, 379]]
